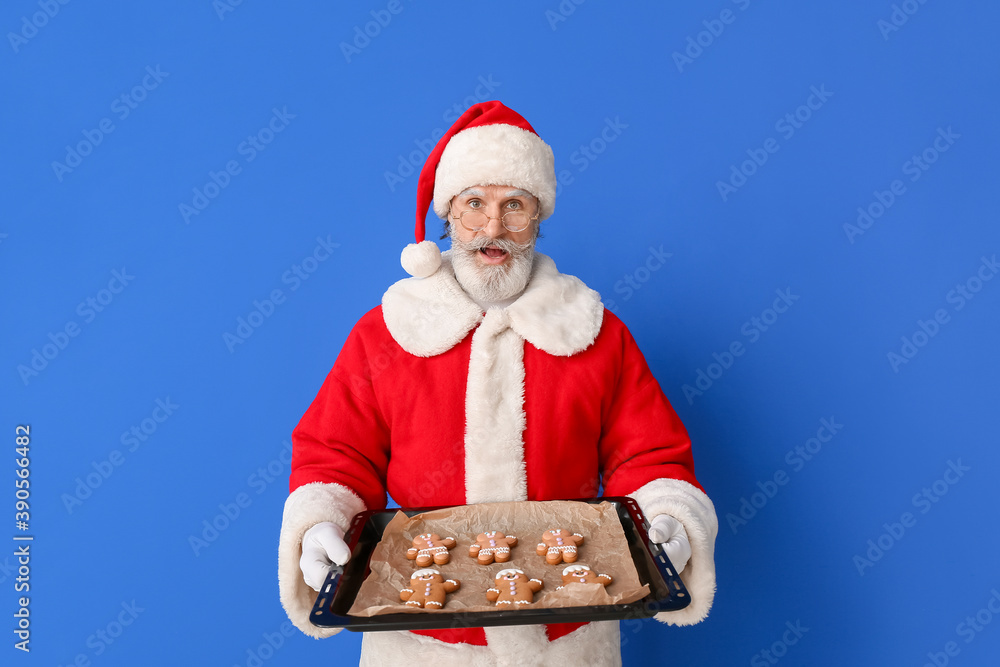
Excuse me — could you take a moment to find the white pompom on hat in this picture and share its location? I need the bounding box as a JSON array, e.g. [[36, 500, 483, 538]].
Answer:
[[401, 100, 556, 278], [399, 239, 441, 279]]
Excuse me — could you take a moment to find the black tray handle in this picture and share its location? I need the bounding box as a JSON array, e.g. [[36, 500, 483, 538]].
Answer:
[[623, 497, 690, 613], [311, 564, 345, 623]]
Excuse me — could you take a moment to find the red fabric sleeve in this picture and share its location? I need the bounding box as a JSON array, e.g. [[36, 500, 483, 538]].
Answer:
[[598, 313, 704, 496], [289, 311, 391, 512]]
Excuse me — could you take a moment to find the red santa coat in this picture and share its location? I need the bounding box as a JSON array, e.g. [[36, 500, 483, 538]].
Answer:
[[278, 252, 718, 665]]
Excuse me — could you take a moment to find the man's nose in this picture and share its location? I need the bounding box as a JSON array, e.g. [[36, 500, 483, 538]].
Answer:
[[482, 217, 505, 238], [481, 204, 506, 238]]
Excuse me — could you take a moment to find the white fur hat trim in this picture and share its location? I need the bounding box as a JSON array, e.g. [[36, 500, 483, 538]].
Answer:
[[432, 124, 556, 221]]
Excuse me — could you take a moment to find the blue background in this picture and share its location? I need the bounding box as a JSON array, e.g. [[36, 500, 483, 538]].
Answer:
[[3, 1, 998, 665]]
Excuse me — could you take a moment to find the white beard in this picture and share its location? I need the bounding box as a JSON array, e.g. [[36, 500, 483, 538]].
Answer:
[[449, 228, 536, 304]]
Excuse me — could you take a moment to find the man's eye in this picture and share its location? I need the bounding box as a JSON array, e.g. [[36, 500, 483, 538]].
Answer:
[[468, 200, 482, 208], [507, 201, 521, 210]]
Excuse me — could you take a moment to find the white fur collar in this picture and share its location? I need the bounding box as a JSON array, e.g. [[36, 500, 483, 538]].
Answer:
[[382, 251, 604, 357]]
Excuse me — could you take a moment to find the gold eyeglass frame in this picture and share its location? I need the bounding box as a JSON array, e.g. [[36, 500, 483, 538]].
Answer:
[[449, 207, 540, 233]]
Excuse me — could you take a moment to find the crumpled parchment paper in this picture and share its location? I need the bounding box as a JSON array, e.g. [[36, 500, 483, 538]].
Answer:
[[348, 500, 649, 617]]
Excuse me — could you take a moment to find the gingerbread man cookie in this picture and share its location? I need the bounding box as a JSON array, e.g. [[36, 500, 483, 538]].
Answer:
[[485, 569, 543, 607], [399, 569, 460, 609], [536, 528, 584, 565], [469, 530, 518, 565], [556, 564, 613, 590], [406, 533, 457, 567]]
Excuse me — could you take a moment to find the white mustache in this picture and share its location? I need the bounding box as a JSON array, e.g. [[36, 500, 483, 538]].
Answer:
[[456, 235, 530, 254]]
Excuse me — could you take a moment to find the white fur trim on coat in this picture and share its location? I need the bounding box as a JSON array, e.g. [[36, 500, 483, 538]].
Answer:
[[506, 254, 604, 357], [382, 252, 604, 506], [381, 252, 603, 358], [629, 478, 718, 626], [360, 621, 621, 667], [278, 482, 366, 639], [432, 124, 557, 221], [382, 253, 483, 358], [464, 308, 528, 503]]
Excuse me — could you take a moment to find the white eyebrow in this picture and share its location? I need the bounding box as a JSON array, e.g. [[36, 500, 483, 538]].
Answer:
[[458, 188, 484, 198], [505, 189, 533, 198]]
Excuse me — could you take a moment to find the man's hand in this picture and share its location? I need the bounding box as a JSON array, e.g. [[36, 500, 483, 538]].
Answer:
[[648, 514, 692, 574], [300, 522, 351, 591]]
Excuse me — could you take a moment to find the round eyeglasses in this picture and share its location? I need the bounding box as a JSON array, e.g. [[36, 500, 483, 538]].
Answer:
[[450, 208, 539, 233]]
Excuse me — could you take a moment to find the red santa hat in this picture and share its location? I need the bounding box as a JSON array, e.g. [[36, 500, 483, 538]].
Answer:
[[400, 100, 556, 278]]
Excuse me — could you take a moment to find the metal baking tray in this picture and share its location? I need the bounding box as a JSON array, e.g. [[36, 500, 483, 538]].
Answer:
[[309, 496, 690, 632]]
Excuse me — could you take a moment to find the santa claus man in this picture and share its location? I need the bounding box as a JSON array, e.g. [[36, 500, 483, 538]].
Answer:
[[277, 101, 718, 666]]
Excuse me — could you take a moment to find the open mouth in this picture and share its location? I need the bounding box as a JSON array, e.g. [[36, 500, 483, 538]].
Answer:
[[479, 246, 508, 263]]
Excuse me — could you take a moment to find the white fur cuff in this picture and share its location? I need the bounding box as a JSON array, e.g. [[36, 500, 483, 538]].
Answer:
[[629, 478, 718, 626], [278, 482, 366, 638]]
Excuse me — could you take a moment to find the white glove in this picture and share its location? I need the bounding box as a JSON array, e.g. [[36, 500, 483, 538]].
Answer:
[[648, 514, 692, 574], [300, 522, 351, 592]]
